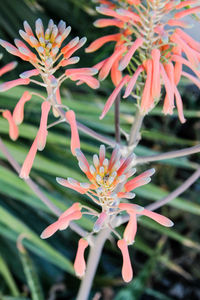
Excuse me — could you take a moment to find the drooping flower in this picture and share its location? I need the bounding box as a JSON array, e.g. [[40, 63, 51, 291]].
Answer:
[[2, 110, 19, 141], [65, 110, 81, 156], [87, 0, 200, 122], [0, 19, 99, 178], [0, 61, 17, 77], [74, 238, 89, 277], [41, 144, 173, 281], [117, 239, 133, 282]]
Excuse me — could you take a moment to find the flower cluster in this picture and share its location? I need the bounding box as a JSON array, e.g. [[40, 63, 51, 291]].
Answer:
[[0, 19, 99, 178], [41, 145, 173, 282], [87, 0, 200, 122]]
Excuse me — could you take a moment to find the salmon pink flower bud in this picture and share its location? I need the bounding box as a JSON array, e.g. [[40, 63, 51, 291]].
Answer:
[[123, 211, 137, 245], [117, 239, 133, 282], [140, 60, 153, 114], [56, 177, 91, 194], [19, 137, 38, 179], [174, 86, 186, 124], [151, 49, 161, 100], [94, 18, 124, 29], [111, 56, 122, 86], [174, 6, 200, 19], [2, 110, 19, 141], [98, 45, 126, 81], [124, 168, 155, 192], [19, 69, 40, 79], [59, 202, 81, 220], [119, 38, 143, 71], [65, 67, 98, 77], [85, 34, 121, 53], [100, 75, 130, 119], [37, 101, 51, 151], [0, 78, 30, 92], [160, 63, 175, 115], [13, 91, 32, 125], [0, 61, 17, 77], [71, 75, 100, 89], [74, 238, 89, 277], [138, 209, 174, 227], [65, 110, 80, 155], [41, 210, 82, 239], [118, 203, 144, 213], [116, 8, 140, 22], [123, 65, 144, 98], [175, 0, 199, 9]]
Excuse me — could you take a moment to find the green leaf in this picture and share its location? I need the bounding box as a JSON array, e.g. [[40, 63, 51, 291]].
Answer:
[[18, 241, 44, 300], [0, 205, 74, 274], [0, 255, 20, 297]]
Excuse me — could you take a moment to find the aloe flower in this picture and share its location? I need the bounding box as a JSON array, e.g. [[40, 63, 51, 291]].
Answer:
[[0, 19, 99, 178], [41, 145, 173, 281], [87, 0, 200, 122]]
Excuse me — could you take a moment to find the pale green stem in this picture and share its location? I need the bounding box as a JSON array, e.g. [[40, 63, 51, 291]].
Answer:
[[134, 144, 200, 165], [76, 228, 111, 300], [128, 109, 144, 148]]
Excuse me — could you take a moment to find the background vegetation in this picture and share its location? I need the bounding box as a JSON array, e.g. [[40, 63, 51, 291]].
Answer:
[[0, 0, 200, 299]]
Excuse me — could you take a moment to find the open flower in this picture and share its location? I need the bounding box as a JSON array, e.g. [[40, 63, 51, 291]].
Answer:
[[41, 144, 173, 281], [88, 0, 200, 122], [0, 19, 99, 178]]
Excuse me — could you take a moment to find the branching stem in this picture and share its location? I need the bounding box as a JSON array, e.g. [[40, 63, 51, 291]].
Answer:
[[128, 109, 144, 148], [76, 228, 111, 300], [134, 144, 200, 165]]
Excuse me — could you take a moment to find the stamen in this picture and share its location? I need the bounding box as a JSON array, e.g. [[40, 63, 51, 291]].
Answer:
[[99, 166, 104, 176]]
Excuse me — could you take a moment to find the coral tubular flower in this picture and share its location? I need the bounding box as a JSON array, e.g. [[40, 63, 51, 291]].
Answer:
[[2, 110, 19, 141], [74, 238, 89, 277], [65, 110, 80, 155], [0, 61, 17, 77], [40, 145, 173, 281], [118, 38, 144, 71], [0, 78, 30, 92], [19, 137, 38, 179], [41, 210, 82, 239], [13, 91, 32, 125], [123, 210, 137, 245], [117, 239, 133, 283], [88, 0, 200, 121], [100, 75, 130, 119], [37, 101, 51, 151]]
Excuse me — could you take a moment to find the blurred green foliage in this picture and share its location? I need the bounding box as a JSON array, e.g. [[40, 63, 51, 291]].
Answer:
[[0, 0, 200, 299]]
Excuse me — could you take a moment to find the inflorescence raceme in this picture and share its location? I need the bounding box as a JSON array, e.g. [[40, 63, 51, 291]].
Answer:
[[41, 145, 173, 282], [87, 0, 200, 122], [0, 19, 99, 179]]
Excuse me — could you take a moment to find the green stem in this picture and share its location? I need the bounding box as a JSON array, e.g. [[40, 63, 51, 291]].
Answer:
[[128, 109, 144, 148], [76, 229, 111, 300]]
